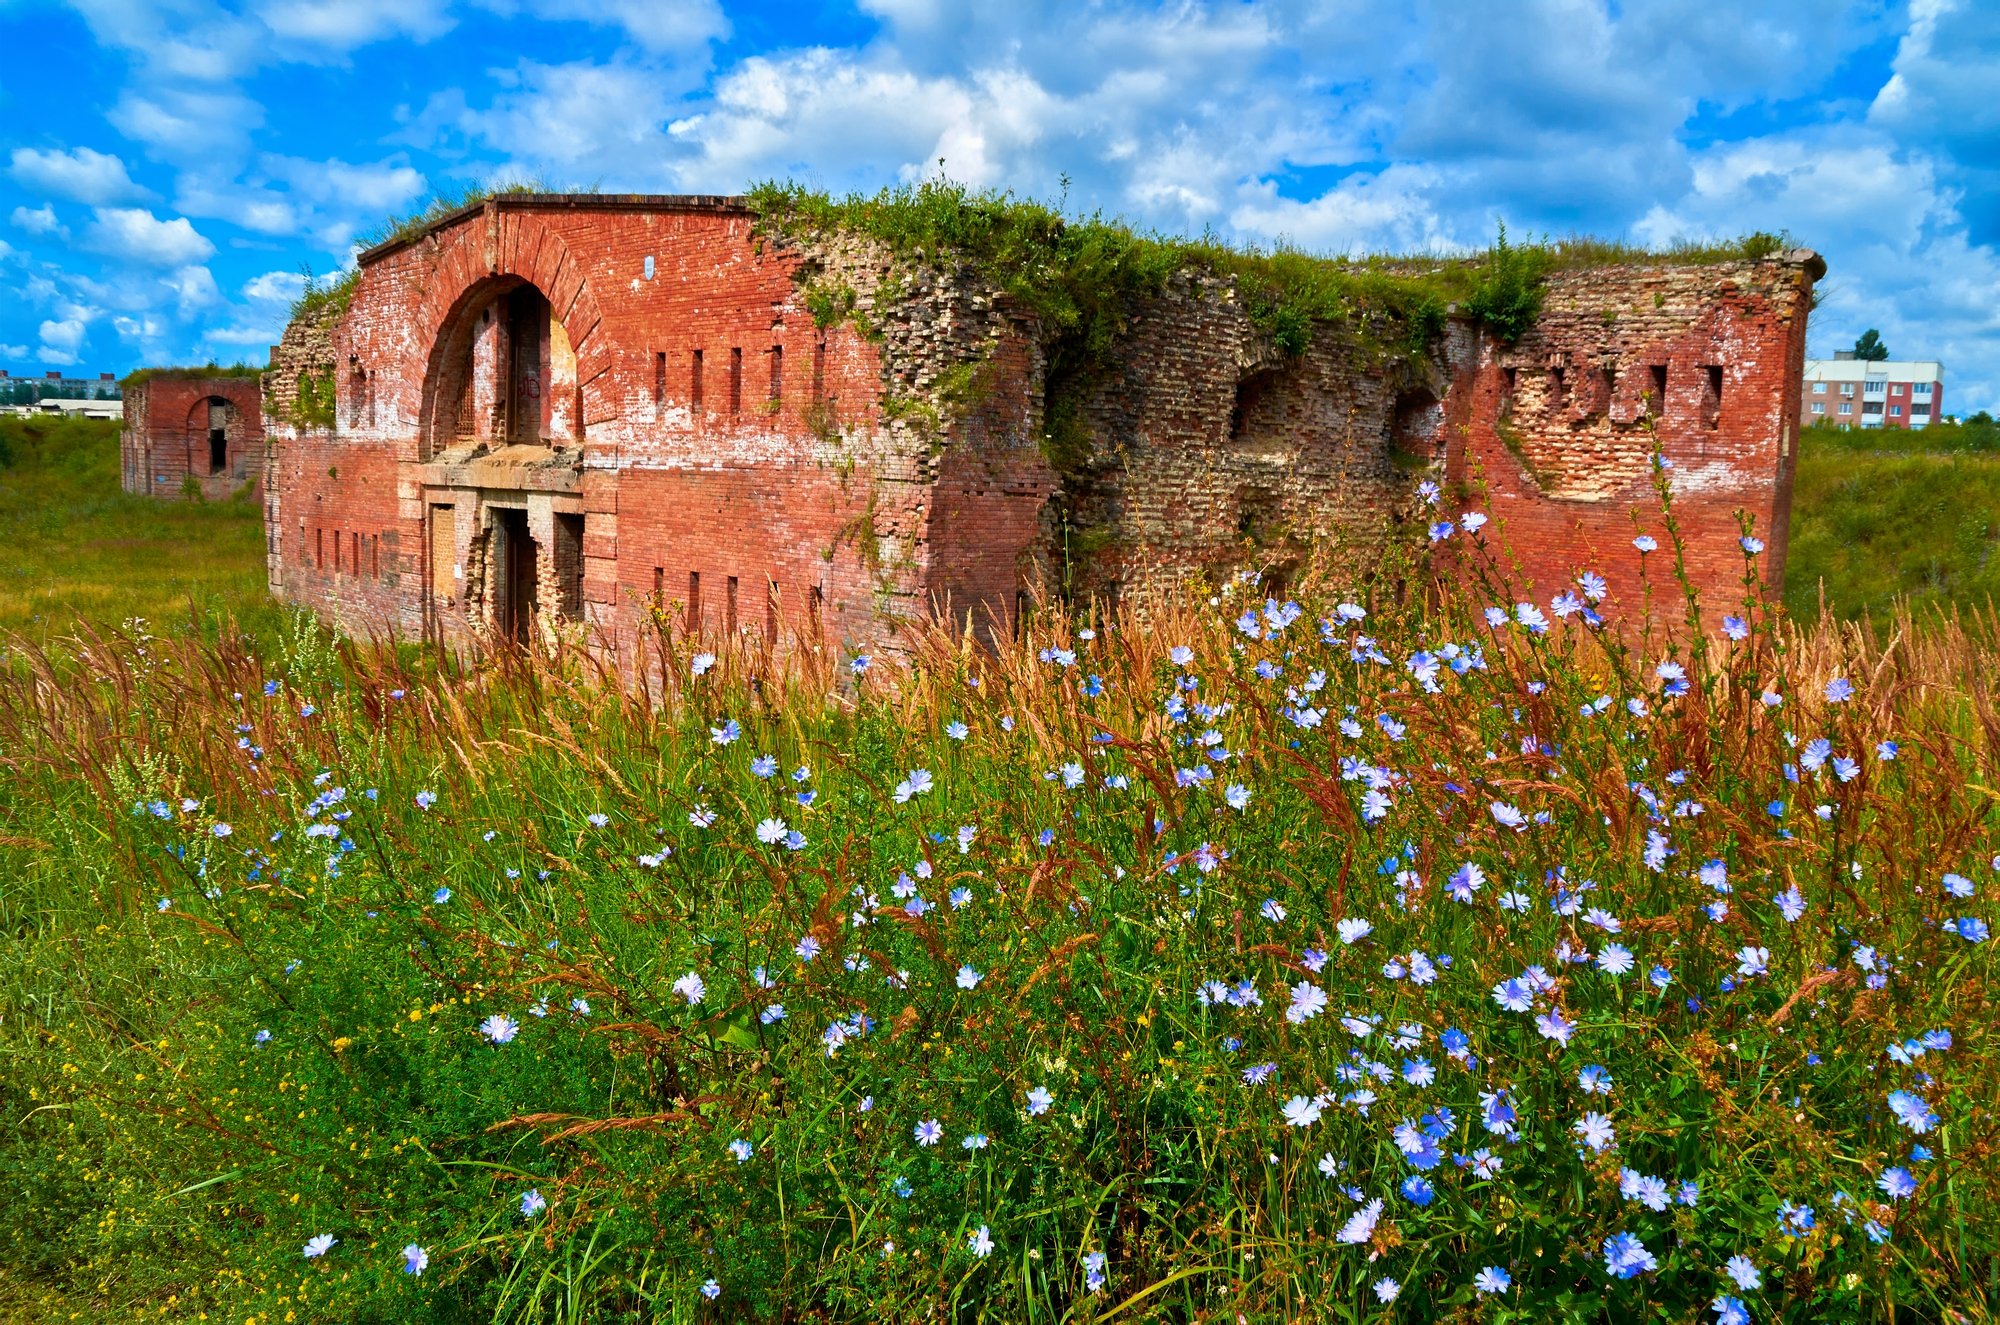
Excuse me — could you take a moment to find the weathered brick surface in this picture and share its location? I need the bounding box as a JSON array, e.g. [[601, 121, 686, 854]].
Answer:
[[1446, 258, 1814, 614], [262, 194, 1815, 661], [1046, 257, 1816, 622], [1043, 272, 1447, 603], [120, 375, 265, 501]]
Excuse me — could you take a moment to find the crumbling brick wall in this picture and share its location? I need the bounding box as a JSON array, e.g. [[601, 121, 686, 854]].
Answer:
[[1040, 271, 1451, 604], [1034, 255, 1816, 623], [120, 375, 265, 502], [1442, 257, 1815, 616], [258, 193, 1815, 664]]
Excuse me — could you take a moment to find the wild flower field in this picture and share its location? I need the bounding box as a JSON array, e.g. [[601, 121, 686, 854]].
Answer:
[[1, 502, 1997, 1323]]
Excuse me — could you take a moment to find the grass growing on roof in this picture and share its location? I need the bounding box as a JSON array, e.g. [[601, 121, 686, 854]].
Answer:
[[747, 178, 1796, 361], [120, 362, 267, 388]]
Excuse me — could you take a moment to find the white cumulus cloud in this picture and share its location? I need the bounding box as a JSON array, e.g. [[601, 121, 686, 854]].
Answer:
[[38, 317, 90, 366], [10, 204, 64, 237], [83, 208, 217, 267], [243, 270, 309, 303], [9, 146, 153, 205]]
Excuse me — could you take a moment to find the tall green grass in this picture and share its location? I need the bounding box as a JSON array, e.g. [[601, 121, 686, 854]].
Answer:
[[1786, 421, 2000, 623], [0, 493, 1994, 1321], [0, 415, 276, 644]]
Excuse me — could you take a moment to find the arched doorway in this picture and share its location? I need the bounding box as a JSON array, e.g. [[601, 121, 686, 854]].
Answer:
[[188, 396, 241, 478], [421, 277, 580, 457]]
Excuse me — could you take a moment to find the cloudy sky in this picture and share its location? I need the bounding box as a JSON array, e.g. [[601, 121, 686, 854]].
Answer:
[[1, 0, 1995, 409]]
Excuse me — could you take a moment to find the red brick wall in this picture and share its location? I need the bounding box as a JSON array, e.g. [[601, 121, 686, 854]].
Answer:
[[1448, 258, 1816, 619], [121, 375, 265, 502], [263, 194, 1815, 657], [265, 195, 1043, 658]]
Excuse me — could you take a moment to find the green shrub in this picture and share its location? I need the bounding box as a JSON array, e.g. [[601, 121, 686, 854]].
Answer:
[[1463, 223, 1550, 345]]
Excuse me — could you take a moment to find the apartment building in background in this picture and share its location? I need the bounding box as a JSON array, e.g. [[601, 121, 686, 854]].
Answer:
[[1802, 354, 1944, 430]]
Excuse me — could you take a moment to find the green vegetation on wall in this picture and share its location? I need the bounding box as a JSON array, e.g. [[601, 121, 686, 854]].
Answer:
[[290, 368, 338, 430], [746, 178, 1797, 473], [120, 363, 267, 388]]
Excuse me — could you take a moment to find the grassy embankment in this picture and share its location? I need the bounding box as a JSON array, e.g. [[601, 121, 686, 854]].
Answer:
[[1786, 418, 2000, 622]]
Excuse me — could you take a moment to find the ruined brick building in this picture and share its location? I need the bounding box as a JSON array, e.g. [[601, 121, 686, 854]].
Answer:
[[260, 193, 1818, 661], [121, 373, 265, 501]]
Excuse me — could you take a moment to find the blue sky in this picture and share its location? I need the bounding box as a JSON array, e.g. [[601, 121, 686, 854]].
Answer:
[[2, 0, 1996, 410]]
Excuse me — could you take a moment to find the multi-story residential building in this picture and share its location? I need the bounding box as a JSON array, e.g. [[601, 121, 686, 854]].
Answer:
[[1802, 355, 1944, 430]]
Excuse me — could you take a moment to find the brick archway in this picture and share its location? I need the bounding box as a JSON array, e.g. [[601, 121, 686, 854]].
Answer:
[[185, 394, 243, 478], [414, 213, 610, 457]]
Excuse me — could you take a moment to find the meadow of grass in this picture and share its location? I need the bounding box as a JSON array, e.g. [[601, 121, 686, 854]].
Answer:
[[1785, 420, 2000, 624], [0, 415, 274, 642], [0, 471, 1994, 1323]]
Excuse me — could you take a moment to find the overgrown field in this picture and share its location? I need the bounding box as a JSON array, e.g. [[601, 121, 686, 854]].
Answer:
[[1786, 420, 2000, 624], [0, 415, 272, 641], [1, 495, 1995, 1322]]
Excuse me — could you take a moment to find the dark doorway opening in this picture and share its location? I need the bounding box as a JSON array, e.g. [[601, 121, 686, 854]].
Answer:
[[504, 286, 551, 443], [496, 508, 537, 641], [208, 428, 227, 474]]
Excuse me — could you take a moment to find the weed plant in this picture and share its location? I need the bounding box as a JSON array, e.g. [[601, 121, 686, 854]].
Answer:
[[0, 472, 1994, 1323]]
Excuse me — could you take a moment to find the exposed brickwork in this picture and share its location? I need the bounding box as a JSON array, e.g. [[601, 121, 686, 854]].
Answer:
[[120, 375, 265, 502], [262, 194, 1816, 663], [1447, 258, 1816, 613], [1043, 271, 1449, 602], [1042, 258, 1816, 622]]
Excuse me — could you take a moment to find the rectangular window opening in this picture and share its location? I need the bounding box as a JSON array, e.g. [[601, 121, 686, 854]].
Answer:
[[768, 345, 783, 407], [652, 566, 664, 608], [1648, 364, 1668, 415], [766, 578, 779, 644], [812, 334, 826, 402], [1703, 365, 1724, 430], [352, 532, 361, 576], [555, 513, 584, 620], [726, 574, 739, 634], [654, 352, 667, 406], [728, 348, 743, 415], [691, 349, 705, 413], [687, 571, 701, 632], [315, 527, 323, 568]]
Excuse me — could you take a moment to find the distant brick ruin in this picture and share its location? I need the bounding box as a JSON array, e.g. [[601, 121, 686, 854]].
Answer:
[[260, 193, 1819, 661], [121, 374, 266, 501]]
